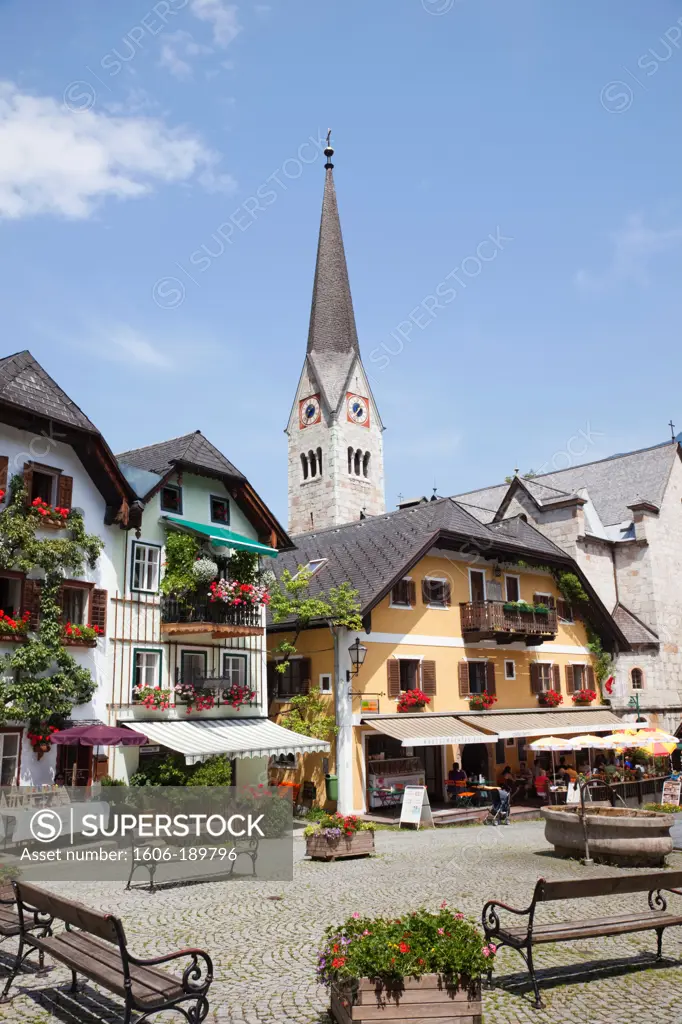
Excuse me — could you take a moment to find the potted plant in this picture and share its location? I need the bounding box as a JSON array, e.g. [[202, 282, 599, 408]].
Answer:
[[62, 622, 104, 646], [26, 723, 60, 759], [133, 684, 174, 710], [29, 497, 71, 528], [0, 610, 30, 640], [305, 813, 376, 861], [538, 689, 563, 708], [319, 904, 492, 1023], [571, 688, 597, 706], [176, 683, 215, 714], [219, 681, 257, 709], [397, 689, 431, 713], [468, 691, 497, 711], [208, 578, 270, 607]]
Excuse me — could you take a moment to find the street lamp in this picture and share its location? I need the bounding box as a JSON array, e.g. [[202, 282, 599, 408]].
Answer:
[[628, 694, 647, 724], [348, 638, 367, 676]]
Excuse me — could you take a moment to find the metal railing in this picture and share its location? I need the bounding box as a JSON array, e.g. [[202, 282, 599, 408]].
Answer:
[[160, 597, 262, 629]]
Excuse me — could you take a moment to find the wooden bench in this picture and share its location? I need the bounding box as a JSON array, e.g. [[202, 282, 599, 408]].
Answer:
[[0, 882, 51, 1000], [7, 881, 213, 1023], [482, 871, 682, 1008], [126, 836, 259, 892]]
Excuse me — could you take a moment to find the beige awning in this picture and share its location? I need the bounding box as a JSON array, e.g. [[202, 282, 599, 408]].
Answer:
[[459, 708, 622, 740], [363, 715, 497, 747], [124, 718, 329, 765]]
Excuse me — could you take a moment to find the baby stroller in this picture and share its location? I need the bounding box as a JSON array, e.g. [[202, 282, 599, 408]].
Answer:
[[484, 786, 510, 826]]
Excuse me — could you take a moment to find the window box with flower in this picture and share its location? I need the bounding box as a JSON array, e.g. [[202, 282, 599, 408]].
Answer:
[[62, 622, 103, 647], [468, 691, 497, 711], [208, 579, 270, 608], [0, 609, 30, 641], [571, 688, 597, 706], [133, 684, 174, 710], [396, 689, 431, 713], [319, 904, 490, 1023], [305, 813, 376, 861], [29, 497, 71, 529], [538, 689, 563, 708]]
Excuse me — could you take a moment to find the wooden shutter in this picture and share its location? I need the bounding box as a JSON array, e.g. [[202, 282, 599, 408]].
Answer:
[[458, 660, 470, 697], [530, 663, 542, 695], [266, 661, 279, 701], [387, 660, 401, 699], [421, 579, 430, 605], [23, 464, 33, 506], [297, 657, 312, 695], [407, 580, 416, 607], [421, 660, 437, 696], [552, 664, 561, 692], [442, 581, 451, 607], [486, 660, 496, 696], [90, 589, 107, 632], [565, 664, 575, 693], [586, 665, 596, 690], [22, 578, 41, 631], [57, 475, 73, 510], [0, 456, 8, 492]]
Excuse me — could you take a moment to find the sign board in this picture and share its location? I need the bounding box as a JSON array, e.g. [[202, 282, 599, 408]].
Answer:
[[566, 781, 581, 804], [140, 745, 160, 756], [661, 778, 681, 807], [361, 699, 380, 714], [399, 785, 434, 829]]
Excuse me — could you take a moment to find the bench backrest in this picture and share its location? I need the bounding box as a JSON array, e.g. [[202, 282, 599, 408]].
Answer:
[[535, 871, 682, 903], [13, 882, 124, 945]]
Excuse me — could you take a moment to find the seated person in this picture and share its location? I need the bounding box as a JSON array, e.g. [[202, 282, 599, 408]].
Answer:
[[446, 761, 467, 801], [498, 765, 514, 786], [533, 768, 549, 800]]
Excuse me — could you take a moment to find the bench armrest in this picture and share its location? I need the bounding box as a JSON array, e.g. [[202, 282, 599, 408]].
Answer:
[[649, 888, 682, 911], [128, 947, 213, 994], [482, 898, 534, 943]]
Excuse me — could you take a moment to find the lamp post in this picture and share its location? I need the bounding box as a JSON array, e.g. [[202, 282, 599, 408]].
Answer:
[[348, 638, 367, 676], [628, 694, 646, 724]]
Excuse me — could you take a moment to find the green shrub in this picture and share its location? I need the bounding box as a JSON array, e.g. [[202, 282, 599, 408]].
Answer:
[[187, 755, 233, 787], [100, 775, 126, 786]]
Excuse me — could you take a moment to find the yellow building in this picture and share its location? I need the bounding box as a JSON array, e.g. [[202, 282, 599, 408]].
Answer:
[[267, 499, 628, 814]]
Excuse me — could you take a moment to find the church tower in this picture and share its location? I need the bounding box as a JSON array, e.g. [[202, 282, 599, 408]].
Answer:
[[287, 136, 385, 535]]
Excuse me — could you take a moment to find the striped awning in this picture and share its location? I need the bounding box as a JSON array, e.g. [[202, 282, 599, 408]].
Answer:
[[363, 715, 497, 747], [124, 718, 329, 765], [460, 708, 622, 739]]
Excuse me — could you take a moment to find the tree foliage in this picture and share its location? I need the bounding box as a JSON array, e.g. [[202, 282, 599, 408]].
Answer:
[[282, 688, 338, 741], [0, 475, 104, 729]]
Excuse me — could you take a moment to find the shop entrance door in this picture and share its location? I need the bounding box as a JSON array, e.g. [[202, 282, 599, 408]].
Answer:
[[417, 746, 442, 802]]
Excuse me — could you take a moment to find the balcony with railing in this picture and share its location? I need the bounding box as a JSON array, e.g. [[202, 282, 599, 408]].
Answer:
[[460, 601, 558, 646], [160, 597, 264, 637]]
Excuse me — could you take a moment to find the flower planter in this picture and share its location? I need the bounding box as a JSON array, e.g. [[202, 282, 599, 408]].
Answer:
[[573, 699, 594, 706], [330, 976, 482, 1024], [306, 830, 375, 862], [397, 704, 426, 713]]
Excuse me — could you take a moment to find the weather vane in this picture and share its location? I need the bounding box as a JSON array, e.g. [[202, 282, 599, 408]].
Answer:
[[669, 420, 676, 442], [324, 128, 334, 168]]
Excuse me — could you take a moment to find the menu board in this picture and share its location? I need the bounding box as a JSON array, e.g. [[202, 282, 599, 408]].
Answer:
[[399, 786, 434, 829], [661, 778, 681, 807]]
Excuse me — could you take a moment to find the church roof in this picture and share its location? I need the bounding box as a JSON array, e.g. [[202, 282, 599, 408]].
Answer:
[[611, 603, 659, 646], [117, 430, 245, 482]]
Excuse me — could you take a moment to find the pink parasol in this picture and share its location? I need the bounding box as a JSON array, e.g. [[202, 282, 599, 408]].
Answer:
[[50, 725, 148, 746]]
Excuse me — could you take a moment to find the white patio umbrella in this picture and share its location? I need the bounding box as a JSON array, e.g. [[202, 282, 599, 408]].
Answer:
[[565, 733, 618, 771], [529, 736, 574, 779]]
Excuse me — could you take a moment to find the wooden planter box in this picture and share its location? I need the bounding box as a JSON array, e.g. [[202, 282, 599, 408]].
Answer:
[[306, 830, 375, 861], [331, 976, 482, 1023]]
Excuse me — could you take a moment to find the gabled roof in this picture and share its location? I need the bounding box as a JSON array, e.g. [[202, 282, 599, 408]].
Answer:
[[270, 498, 628, 647], [117, 430, 245, 481], [612, 603, 659, 646], [453, 443, 679, 528], [0, 350, 98, 432]]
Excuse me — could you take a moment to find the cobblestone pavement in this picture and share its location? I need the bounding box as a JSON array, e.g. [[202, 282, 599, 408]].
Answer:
[[2, 821, 682, 1023]]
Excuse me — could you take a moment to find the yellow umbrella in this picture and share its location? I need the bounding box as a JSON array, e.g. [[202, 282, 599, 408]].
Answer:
[[631, 728, 677, 745]]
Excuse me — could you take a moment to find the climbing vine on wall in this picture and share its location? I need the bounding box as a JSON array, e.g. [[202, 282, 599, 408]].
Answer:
[[0, 475, 103, 732]]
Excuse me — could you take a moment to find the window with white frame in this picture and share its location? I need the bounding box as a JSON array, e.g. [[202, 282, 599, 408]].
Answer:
[[181, 651, 207, 685], [133, 649, 162, 691], [132, 542, 161, 593], [319, 673, 332, 694], [0, 733, 19, 785], [223, 653, 247, 687], [631, 667, 644, 690], [422, 577, 450, 608], [504, 660, 516, 680], [469, 569, 486, 603], [571, 664, 589, 689]]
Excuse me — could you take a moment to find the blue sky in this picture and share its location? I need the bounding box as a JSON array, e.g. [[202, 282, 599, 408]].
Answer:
[[1, 1, 682, 524]]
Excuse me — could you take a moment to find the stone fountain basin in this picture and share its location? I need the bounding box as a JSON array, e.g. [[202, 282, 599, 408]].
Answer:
[[541, 805, 675, 867]]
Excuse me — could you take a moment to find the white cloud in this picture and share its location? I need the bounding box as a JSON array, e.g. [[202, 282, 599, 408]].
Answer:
[[158, 30, 213, 80], [0, 81, 232, 220], [575, 213, 682, 291], [189, 0, 241, 48], [94, 326, 173, 369]]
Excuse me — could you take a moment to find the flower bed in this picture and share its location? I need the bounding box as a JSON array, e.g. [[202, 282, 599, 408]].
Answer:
[[319, 905, 491, 1024], [571, 688, 597, 705], [133, 684, 174, 710], [305, 813, 376, 861], [396, 689, 431, 713], [62, 622, 103, 645], [0, 610, 30, 639], [468, 691, 497, 711], [538, 689, 563, 708], [209, 578, 270, 607]]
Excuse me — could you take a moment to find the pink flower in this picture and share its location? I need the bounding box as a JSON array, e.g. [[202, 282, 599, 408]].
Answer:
[[488, 943, 496, 953], [352, 912, 360, 919], [437, 928, 444, 936], [455, 913, 464, 920], [362, 930, 370, 936], [482, 947, 490, 958], [440, 901, 447, 909]]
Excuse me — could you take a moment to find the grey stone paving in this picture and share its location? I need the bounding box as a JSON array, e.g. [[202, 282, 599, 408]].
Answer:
[[2, 821, 682, 1023]]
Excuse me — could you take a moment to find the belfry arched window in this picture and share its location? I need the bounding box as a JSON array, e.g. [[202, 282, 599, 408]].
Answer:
[[317, 447, 323, 476], [354, 450, 361, 476], [363, 452, 370, 478], [348, 447, 353, 474], [308, 450, 317, 478], [300, 453, 308, 480]]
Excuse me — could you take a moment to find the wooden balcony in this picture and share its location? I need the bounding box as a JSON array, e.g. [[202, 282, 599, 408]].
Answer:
[[160, 597, 264, 638], [459, 601, 558, 646]]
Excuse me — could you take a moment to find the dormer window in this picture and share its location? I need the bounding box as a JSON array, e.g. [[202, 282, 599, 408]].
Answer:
[[210, 496, 230, 525], [160, 484, 183, 515], [23, 464, 73, 511]]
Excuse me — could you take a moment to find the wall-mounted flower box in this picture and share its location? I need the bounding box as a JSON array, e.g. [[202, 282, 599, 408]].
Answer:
[[62, 623, 102, 647], [538, 689, 563, 708], [571, 688, 597, 706], [330, 976, 482, 1024], [397, 689, 431, 713], [468, 691, 497, 711]]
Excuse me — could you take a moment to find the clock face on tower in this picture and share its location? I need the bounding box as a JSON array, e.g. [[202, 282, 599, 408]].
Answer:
[[299, 394, 321, 428], [346, 393, 369, 427]]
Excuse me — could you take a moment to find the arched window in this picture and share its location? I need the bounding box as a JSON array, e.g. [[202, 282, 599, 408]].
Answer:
[[308, 450, 317, 478], [354, 449, 361, 476], [363, 451, 370, 478], [300, 453, 308, 480], [347, 447, 353, 474], [317, 447, 323, 476], [631, 667, 644, 690]]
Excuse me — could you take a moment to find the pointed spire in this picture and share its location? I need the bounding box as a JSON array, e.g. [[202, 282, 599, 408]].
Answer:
[[306, 131, 359, 356]]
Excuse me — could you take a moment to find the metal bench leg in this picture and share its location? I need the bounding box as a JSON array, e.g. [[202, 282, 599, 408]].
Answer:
[[524, 944, 543, 1009], [656, 927, 664, 960], [70, 969, 78, 993], [0, 937, 22, 1002]]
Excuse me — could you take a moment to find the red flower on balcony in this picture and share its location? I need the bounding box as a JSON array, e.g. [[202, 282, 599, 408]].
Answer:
[[538, 689, 563, 707], [397, 689, 431, 712], [468, 691, 497, 711], [30, 497, 70, 524], [571, 688, 597, 705]]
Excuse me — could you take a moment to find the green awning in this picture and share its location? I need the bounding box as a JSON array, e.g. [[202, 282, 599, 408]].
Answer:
[[161, 516, 279, 558]]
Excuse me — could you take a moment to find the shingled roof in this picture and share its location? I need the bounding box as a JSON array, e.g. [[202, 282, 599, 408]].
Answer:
[[453, 443, 679, 527], [612, 604, 659, 646], [0, 350, 98, 433], [117, 430, 245, 482]]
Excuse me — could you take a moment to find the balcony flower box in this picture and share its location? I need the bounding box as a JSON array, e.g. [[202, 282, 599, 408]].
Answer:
[[305, 814, 375, 861], [468, 691, 497, 711], [62, 622, 103, 647], [29, 498, 71, 529], [571, 688, 597, 706], [397, 689, 431, 713], [133, 684, 174, 710], [0, 610, 30, 641], [208, 578, 270, 608], [538, 689, 563, 708], [320, 905, 490, 1024]]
